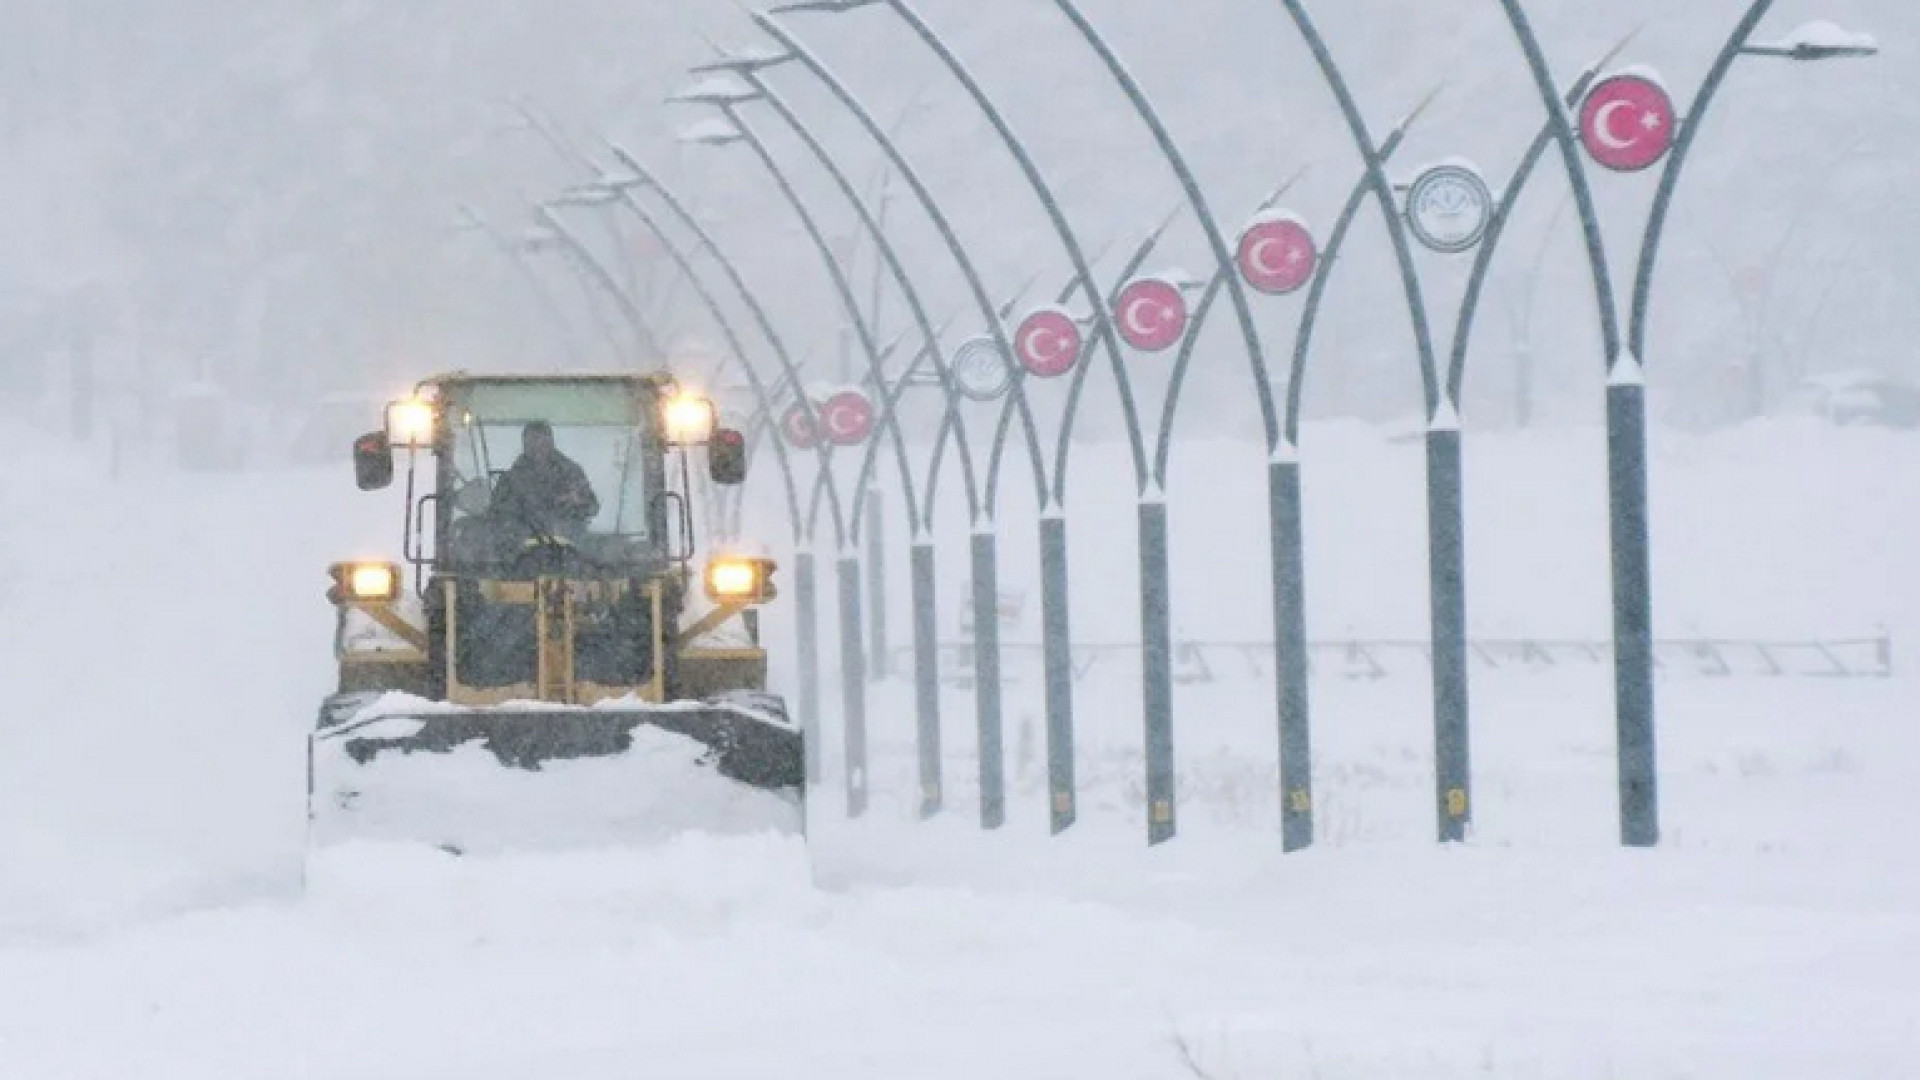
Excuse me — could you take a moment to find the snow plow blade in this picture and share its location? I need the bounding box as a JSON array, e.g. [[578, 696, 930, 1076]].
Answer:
[[308, 692, 805, 854]]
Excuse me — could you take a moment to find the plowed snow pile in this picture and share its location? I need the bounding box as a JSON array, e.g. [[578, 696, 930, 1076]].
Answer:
[[310, 716, 802, 854]]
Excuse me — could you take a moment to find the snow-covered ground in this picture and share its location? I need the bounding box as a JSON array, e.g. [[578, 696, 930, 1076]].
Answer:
[[0, 414, 1914, 1077]]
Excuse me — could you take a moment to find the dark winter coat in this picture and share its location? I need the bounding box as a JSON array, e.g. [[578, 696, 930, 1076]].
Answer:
[[491, 450, 600, 536]]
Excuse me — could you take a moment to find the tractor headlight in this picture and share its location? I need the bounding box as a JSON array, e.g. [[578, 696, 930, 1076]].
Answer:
[[662, 392, 718, 445], [704, 556, 776, 604], [385, 398, 437, 449], [329, 561, 403, 603]]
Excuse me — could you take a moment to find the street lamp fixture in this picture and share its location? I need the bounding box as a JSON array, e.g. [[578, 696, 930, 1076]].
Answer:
[[689, 45, 795, 75], [448, 205, 491, 236], [767, 0, 881, 13], [1741, 20, 1878, 60], [574, 169, 646, 196], [1157, 267, 1208, 292], [668, 74, 762, 106], [546, 185, 626, 209], [516, 224, 564, 253], [678, 118, 746, 147]]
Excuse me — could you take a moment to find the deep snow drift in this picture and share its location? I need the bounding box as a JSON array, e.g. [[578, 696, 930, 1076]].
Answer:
[[0, 415, 1915, 1078]]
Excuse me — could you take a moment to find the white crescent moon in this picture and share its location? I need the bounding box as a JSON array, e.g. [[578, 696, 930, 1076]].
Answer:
[[1021, 325, 1058, 367], [1249, 235, 1289, 279], [828, 401, 861, 437], [1124, 295, 1162, 338], [1593, 99, 1640, 151]]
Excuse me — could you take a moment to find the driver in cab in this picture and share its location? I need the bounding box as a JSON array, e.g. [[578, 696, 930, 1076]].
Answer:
[[490, 420, 600, 544]]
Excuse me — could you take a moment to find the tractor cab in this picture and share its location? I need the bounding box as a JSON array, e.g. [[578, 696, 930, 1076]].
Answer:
[[335, 371, 764, 706], [354, 373, 744, 581], [310, 371, 798, 856]]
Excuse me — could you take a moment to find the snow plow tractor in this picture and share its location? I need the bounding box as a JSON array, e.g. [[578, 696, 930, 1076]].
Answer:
[[309, 372, 803, 854]]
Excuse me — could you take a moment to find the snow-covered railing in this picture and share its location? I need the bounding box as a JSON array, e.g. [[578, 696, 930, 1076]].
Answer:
[[890, 633, 1892, 686]]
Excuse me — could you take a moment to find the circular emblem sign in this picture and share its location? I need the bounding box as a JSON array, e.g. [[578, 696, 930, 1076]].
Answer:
[[1014, 308, 1083, 379], [780, 401, 819, 449], [1113, 277, 1189, 352], [1406, 164, 1493, 255], [1579, 74, 1677, 173], [1237, 216, 1318, 296], [820, 389, 874, 447], [951, 336, 1012, 402]]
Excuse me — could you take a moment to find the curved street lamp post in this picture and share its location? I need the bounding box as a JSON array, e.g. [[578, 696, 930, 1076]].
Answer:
[[749, 12, 1055, 830], [777, 0, 1356, 846], [689, 45, 1004, 821], [669, 80, 936, 821], [1278, 0, 1487, 843], [1277, 1, 1643, 844], [511, 210, 644, 366], [777, 0, 1304, 844], [694, 0, 1875, 848], [532, 203, 667, 365], [1161, 97, 1435, 850], [1039, 0, 1293, 846], [1495, 0, 1876, 846], [585, 152, 856, 789], [452, 204, 592, 369], [495, 191, 827, 778], [777, 0, 1186, 838]]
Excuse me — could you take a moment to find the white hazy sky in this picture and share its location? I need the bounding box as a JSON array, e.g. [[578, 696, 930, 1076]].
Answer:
[[1, 0, 1912, 431]]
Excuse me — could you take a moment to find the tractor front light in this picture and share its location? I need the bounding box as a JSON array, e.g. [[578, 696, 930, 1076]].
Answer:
[[663, 392, 718, 445], [330, 561, 403, 604], [385, 398, 437, 448], [705, 556, 775, 604]]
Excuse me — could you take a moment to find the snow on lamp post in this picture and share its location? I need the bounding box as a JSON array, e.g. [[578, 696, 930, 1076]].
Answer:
[[1739, 20, 1879, 61], [675, 117, 747, 149]]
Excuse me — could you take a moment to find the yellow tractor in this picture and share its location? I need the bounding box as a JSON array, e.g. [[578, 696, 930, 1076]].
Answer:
[[309, 372, 803, 852]]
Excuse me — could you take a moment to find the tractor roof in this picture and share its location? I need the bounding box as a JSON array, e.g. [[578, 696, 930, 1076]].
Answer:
[[413, 371, 678, 396]]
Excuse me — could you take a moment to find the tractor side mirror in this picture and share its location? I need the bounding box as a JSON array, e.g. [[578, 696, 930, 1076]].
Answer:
[[353, 431, 395, 491], [709, 427, 747, 486]]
